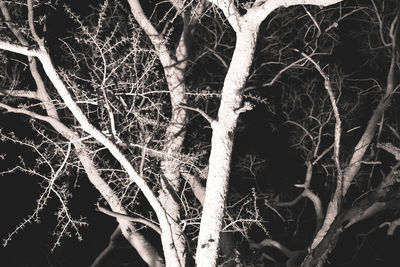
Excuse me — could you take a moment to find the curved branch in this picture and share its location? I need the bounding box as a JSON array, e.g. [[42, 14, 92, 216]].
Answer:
[[0, 41, 41, 57], [250, 238, 306, 267], [97, 205, 162, 235], [179, 103, 215, 125], [302, 52, 344, 250], [247, 0, 344, 26]]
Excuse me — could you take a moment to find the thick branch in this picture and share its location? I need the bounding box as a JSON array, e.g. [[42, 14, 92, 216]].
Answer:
[[377, 142, 400, 160], [0, 41, 41, 57], [301, 162, 400, 267], [205, 0, 240, 32], [247, 0, 344, 25], [180, 169, 206, 205], [126, 0, 173, 67], [27, 0, 44, 47]]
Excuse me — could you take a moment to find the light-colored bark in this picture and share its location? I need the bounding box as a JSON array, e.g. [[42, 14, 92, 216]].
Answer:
[[126, 1, 208, 264], [196, 25, 259, 267], [1, 0, 347, 266], [126, 0, 190, 264], [196, 0, 343, 265], [0, 2, 58, 119], [39, 50, 181, 267]]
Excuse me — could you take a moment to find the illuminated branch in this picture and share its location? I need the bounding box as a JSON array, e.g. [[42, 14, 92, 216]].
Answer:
[[277, 161, 323, 233], [377, 143, 400, 160], [27, 0, 44, 47], [0, 41, 41, 57], [178, 103, 214, 124], [97, 205, 162, 235], [0, 89, 39, 99]]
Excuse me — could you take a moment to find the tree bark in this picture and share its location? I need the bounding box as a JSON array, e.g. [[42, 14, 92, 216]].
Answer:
[[196, 25, 259, 267]]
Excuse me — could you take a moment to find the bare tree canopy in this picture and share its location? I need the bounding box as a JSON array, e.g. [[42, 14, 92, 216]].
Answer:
[[1, 0, 399, 266]]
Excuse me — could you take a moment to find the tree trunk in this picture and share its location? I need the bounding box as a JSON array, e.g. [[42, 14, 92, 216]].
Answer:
[[159, 66, 188, 266], [196, 26, 259, 267]]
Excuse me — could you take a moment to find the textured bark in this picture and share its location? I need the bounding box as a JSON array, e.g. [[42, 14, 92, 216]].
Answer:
[[38, 50, 181, 266], [196, 26, 259, 267], [158, 65, 188, 267], [195, 1, 344, 265], [181, 170, 238, 266], [126, 1, 204, 264]]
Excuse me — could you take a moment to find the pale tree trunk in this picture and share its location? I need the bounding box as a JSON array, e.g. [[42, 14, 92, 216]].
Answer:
[[181, 171, 238, 266], [126, 0, 188, 264], [71, 135, 165, 267], [126, 1, 207, 264], [195, 0, 344, 265], [196, 26, 259, 267], [158, 65, 188, 266]]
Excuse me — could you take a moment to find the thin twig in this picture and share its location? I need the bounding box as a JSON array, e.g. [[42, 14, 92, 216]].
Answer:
[[178, 103, 214, 124]]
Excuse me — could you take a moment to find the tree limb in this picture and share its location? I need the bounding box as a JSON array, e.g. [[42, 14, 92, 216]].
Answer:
[[178, 103, 214, 124], [97, 205, 162, 235]]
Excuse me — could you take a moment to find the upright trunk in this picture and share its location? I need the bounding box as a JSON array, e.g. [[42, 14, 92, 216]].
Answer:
[[159, 66, 188, 266], [196, 26, 259, 267]]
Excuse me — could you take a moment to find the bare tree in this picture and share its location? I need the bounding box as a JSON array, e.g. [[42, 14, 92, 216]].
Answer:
[[4, 0, 399, 267]]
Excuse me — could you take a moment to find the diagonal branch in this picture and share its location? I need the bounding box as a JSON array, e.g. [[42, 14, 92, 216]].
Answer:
[[97, 205, 162, 235], [205, 0, 240, 32], [0, 38, 181, 267], [27, 0, 44, 47], [0, 41, 41, 57], [247, 0, 344, 26], [126, 0, 173, 67], [178, 103, 214, 124], [301, 52, 344, 249]]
